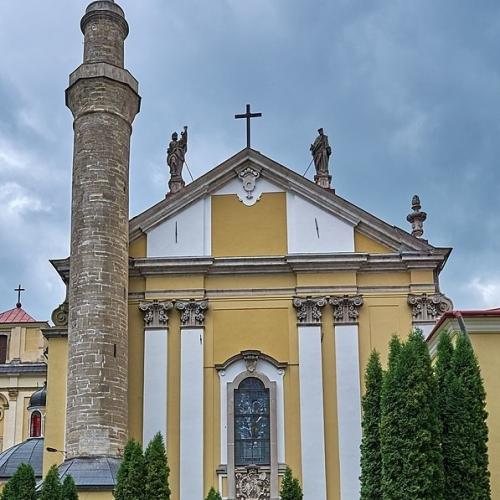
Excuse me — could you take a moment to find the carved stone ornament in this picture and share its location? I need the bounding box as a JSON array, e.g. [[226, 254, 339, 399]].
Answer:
[[8, 389, 18, 401], [51, 300, 69, 327], [293, 296, 327, 324], [237, 166, 261, 206], [330, 295, 364, 324], [408, 293, 453, 321], [242, 350, 260, 373], [235, 466, 271, 500], [176, 299, 208, 327], [139, 300, 173, 328]]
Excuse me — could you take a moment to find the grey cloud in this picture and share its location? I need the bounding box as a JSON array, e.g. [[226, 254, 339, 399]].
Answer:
[[0, 0, 499, 317]]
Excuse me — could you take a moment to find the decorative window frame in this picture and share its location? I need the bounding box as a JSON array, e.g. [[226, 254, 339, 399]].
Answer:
[[0, 334, 9, 364], [29, 409, 43, 438], [217, 351, 286, 500]]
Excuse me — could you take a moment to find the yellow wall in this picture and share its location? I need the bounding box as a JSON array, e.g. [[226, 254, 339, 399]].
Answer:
[[43, 336, 68, 475], [354, 230, 392, 253], [470, 333, 500, 497], [129, 233, 147, 258], [77, 492, 113, 500], [211, 193, 287, 257]]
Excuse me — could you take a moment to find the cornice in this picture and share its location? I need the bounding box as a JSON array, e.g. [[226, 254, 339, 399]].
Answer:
[[130, 251, 448, 277], [0, 363, 47, 375]]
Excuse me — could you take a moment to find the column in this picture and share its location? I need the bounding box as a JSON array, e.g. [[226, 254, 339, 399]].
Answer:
[[139, 301, 172, 446], [293, 297, 328, 500], [3, 389, 18, 450], [330, 295, 364, 500], [177, 299, 208, 500]]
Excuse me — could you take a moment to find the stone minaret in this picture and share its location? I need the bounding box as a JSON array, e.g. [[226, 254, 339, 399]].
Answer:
[[65, 0, 140, 474]]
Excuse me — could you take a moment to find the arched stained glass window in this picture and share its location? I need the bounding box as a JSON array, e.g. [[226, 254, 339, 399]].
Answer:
[[30, 411, 42, 438], [234, 377, 270, 466]]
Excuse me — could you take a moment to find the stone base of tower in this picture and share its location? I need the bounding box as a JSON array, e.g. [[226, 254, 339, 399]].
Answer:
[[57, 457, 120, 496]]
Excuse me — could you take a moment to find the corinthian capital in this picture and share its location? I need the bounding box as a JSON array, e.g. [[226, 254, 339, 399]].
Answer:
[[139, 300, 173, 328], [330, 295, 364, 324], [293, 297, 327, 324], [407, 293, 453, 321], [176, 299, 209, 327]]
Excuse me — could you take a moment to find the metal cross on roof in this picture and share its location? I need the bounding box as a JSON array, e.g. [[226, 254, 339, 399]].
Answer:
[[14, 284, 25, 308], [235, 104, 262, 149]]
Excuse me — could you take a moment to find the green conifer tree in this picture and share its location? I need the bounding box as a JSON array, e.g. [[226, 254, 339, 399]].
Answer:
[[280, 466, 303, 500], [114, 439, 145, 500], [144, 433, 170, 500], [360, 350, 383, 500], [381, 330, 444, 499], [1, 463, 36, 500], [40, 464, 62, 500], [205, 486, 222, 500], [453, 333, 491, 499], [61, 474, 79, 500], [386, 335, 402, 372], [435, 332, 474, 499]]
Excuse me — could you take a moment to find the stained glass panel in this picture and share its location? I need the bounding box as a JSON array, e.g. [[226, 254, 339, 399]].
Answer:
[[234, 377, 271, 466]]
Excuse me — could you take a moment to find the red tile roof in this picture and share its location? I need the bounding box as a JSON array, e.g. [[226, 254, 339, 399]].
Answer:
[[0, 306, 37, 324]]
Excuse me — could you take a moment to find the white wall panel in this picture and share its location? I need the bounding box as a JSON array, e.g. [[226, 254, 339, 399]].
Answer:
[[147, 198, 209, 257], [335, 324, 362, 500], [287, 192, 354, 254], [298, 325, 327, 500], [143, 329, 167, 445], [180, 328, 204, 500]]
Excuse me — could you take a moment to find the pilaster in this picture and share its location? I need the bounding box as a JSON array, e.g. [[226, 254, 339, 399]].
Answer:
[[293, 297, 327, 500], [139, 301, 172, 445], [330, 295, 363, 500], [177, 299, 208, 500], [3, 389, 18, 450]]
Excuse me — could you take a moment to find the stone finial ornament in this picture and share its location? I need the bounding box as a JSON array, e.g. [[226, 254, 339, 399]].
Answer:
[[330, 295, 364, 324], [139, 300, 173, 328], [167, 126, 188, 194], [407, 194, 427, 238], [176, 299, 208, 327], [310, 128, 332, 189], [293, 296, 327, 324], [408, 293, 453, 321]]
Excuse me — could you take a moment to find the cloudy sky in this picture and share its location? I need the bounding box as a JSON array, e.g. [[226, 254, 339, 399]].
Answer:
[[0, 0, 499, 320]]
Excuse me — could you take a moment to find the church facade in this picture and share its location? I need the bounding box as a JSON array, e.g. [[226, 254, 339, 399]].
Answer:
[[41, 1, 455, 499]]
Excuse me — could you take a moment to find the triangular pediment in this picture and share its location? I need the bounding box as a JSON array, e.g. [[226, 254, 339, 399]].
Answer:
[[129, 148, 443, 256]]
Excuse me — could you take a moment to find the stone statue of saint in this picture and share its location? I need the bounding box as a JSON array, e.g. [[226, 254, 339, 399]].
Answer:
[[310, 127, 332, 175], [167, 126, 187, 194]]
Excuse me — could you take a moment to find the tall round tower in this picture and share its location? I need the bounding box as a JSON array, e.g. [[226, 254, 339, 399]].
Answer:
[[64, 0, 140, 474]]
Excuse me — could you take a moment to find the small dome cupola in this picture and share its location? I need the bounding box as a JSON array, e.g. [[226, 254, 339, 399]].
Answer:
[[28, 383, 47, 410]]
